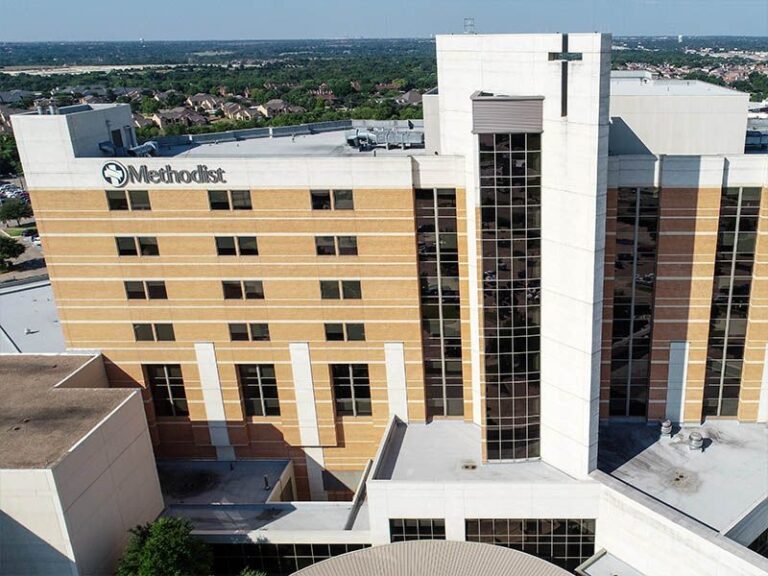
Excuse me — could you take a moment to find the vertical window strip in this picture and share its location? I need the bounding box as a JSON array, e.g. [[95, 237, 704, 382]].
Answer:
[[415, 188, 464, 418]]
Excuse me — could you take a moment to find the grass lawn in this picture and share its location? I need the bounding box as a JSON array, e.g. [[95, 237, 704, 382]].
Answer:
[[5, 228, 23, 237]]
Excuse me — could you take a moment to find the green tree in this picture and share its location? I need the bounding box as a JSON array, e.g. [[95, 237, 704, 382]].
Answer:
[[116, 517, 212, 576], [239, 569, 267, 576], [0, 236, 24, 269], [0, 135, 22, 175], [0, 199, 33, 226], [140, 97, 162, 115]]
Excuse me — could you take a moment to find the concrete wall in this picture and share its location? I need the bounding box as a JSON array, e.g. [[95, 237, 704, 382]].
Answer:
[[595, 472, 768, 576], [610, 93, 749, 156], [435, 33, 611, 477], [366, 478, 601, 545], [54, 355, 108, 389], [51, 392, 164, 576], [0, 470, 77, 576]]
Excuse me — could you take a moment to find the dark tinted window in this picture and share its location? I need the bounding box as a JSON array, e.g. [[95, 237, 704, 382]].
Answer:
[[237, 237, 259, 256], [106, 190, 129, 210], [311, 190, 332, 210], [216, 237, 237, 255], [133, 323, 154, 341], [137, 237, 159, 256], [315, 236, 336, 255], [231, 190, 252, 210], [146, 281, 168, 299], [222, 281, 242, 299], [243, 280, 264, 299], [124, 281, 146, 299], [320, 280, 341, 299], [333, 190, 354, 210], [115, 237, 138, 256], [208, 190, 230, 210], [128, 190, 151, 210], [337, 236, 358, 256]]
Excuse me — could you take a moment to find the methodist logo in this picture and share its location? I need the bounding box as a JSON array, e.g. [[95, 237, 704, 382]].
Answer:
[[102, 161, 128, 187], [101, 162, 226, 187]]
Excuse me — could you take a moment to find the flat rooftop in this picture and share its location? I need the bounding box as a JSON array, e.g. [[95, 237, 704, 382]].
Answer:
[[598, 421, 768, 532], [610, 74, 745, 97], [158, 459, 290, 505], [375, 419, 578, 484], [0, 354, 132, 469], [158, 121, 427, 159], [0, 281, 66, 353], [169, 501, 358, 536]]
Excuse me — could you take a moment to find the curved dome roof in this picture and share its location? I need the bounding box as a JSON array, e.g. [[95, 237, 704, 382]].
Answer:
[[292, 540, 571, 576]]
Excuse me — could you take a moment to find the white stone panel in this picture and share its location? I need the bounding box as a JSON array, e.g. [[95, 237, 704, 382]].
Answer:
[[289, 342, 320, 446], [666, 341, 690, 423], [384, 343, 409, 422], [194, 342, 233, 460]]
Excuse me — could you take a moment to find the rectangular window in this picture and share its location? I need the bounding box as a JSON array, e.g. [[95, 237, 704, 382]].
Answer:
[[209, 190, 252, 210], [311, 189, 354, 210], [133, 323, 175, 342], [249, 323, 270, 341], [333, 190, 354, 210], [124, 281, 146, 299], [244, 280, 265, 299], [133, 323, 154, 341], [342, 280, 362, 299], [229, 323, 249, 341], [145, 364, 188, 417], [479, 134, 541, 459], [609, 187, 660, 418], [128, 190, 151, 210], [146, 281, 168, 299], [324, 323, 365, 341], [222, 281, 243, 299], [320, 280, 341, 299], [221, 280, 264, 300], [237, 236, 259, 255], [208, 190, 230, 210], [107, 190, 151, 210], [331, 364, 371, 416], [465, 518, 596, 573], [229, 323, 270, 341], [390, 519, 446, 542], [315, 236, 336, 256], [237, 364, 280, 416], [106, 190, 129, 210], [311, 190, 332, 210], [337, 236, 358, 256], [125, 280, 167, 299], [325, 323, 345, 341], [231, 190, 252, 210], [346, 323, 365, 341], [154, 324, 175, 341], [703, 187, 760, 418], [137, 237, 159, 256], [216, 237, 237, 255], [415, 188, 465, 419], [115, 236, 138, 256]]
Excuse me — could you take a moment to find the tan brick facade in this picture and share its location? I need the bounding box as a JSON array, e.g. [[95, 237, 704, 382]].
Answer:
[[31, 186, 471, 498]]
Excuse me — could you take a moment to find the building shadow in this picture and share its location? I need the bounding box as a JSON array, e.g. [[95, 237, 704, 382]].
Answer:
[[0, 510, 78, 575]]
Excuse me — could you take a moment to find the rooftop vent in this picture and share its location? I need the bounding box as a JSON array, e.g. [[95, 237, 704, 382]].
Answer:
[[461, 460, 477, 471], [688, 431, 704, 451]]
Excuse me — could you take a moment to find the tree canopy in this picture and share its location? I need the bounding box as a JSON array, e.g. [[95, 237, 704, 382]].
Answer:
[[0, 235, 24, 268], [0, 198, 32, 226], [116, 517, 212, 576]]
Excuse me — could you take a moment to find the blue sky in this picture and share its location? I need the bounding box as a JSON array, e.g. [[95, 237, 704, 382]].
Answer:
[[0, 0, 766, 41]]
